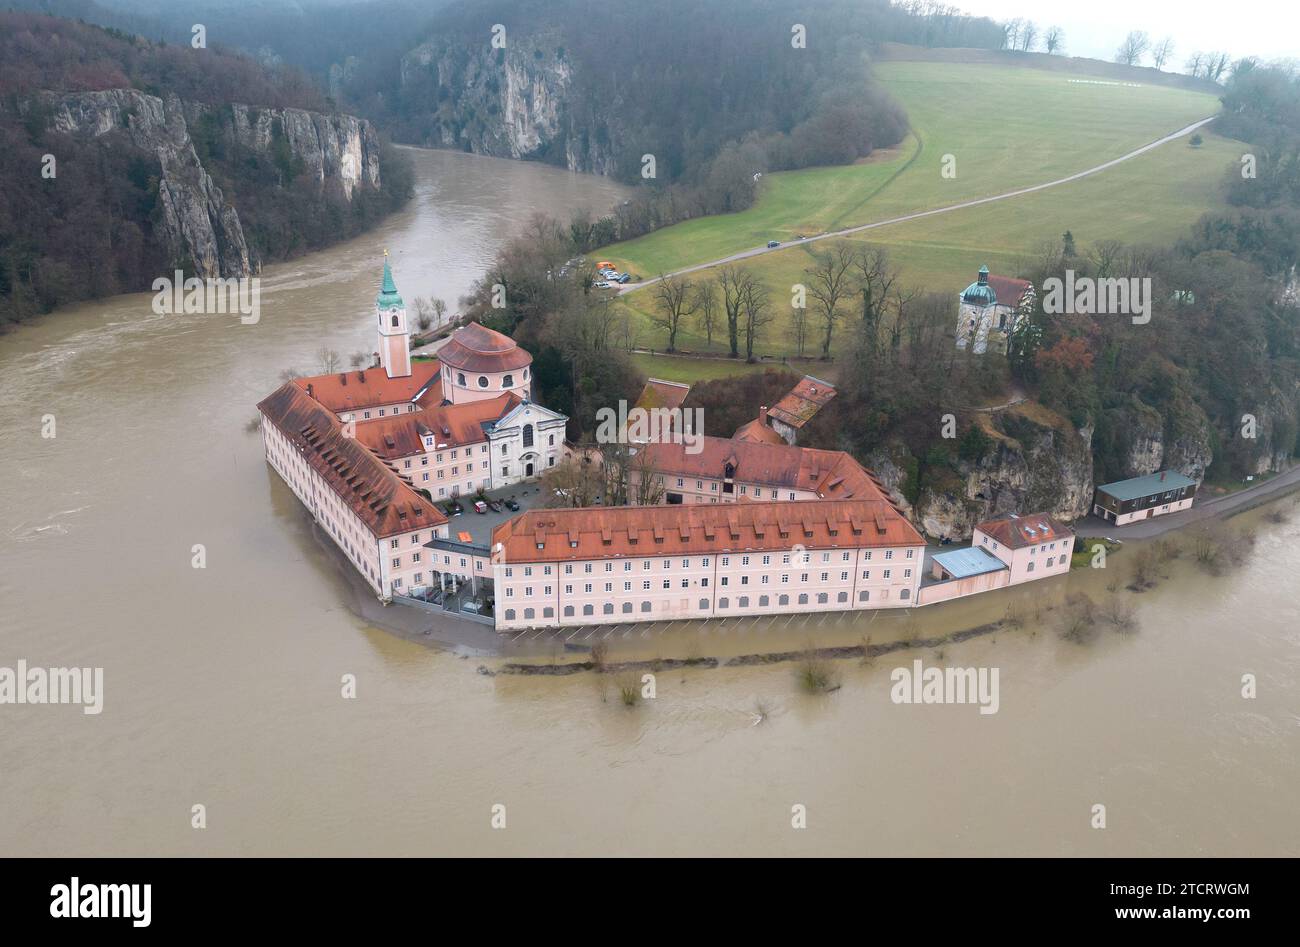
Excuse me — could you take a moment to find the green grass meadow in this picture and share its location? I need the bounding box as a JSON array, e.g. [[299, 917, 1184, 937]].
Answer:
[[605, 60, 1231, 368]]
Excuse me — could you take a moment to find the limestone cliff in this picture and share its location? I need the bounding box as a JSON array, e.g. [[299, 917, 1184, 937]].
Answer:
[[33, 88, 383, 278], [869, 407, 1094, 541], [399, 35, 617, 174]]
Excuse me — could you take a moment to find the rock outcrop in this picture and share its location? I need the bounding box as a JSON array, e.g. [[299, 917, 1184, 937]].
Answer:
[[34, 89, 382, 278], [399, 36, 617, 174], [904, 408, 1094, 541]]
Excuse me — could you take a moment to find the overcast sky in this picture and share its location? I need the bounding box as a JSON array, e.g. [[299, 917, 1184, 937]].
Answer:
[[959, 0, 1298, 67]]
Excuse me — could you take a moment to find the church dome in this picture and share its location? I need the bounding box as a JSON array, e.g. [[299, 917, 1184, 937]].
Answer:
[[437, 322, 533, 373], [961, 265, 998, 307]]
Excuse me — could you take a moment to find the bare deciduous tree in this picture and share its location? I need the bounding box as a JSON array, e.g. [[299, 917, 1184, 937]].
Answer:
[[1044, 26, 1064, 55], [316, 347, 341, 373], [1019, 21, 1038, 52], [717, 266, 755, 358], [741, 279, 774, 362], [1115, 30, 1150, 67], [650, 273, 698, 352], [805, 244, 855, 359], [1151, 36, 1174, 71], [693, 282, 719, 349]]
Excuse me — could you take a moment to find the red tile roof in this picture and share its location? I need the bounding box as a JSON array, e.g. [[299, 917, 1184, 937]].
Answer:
[[635, 378, 691, 412], [492, 498, 923, 563], [436, 322, 532, 374], [257, 383, 448, 538], [986, 274, 1034, 310], [637, 436, 890, 503], [975, 512, 1073, 550], [293, 362, 442, 415], [352, 392, 519, 459], [767, 375, 836, 429], [733, 416, 786, 445]]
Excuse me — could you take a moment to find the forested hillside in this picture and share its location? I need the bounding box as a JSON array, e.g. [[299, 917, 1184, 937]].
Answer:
[[0, 12, 411, 323]]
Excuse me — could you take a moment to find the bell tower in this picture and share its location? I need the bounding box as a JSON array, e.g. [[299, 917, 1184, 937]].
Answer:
[[376, 251, 411, 379]]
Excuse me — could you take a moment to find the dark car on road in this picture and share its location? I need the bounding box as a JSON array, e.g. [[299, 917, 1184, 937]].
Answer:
[[504, 498, 520, 512]]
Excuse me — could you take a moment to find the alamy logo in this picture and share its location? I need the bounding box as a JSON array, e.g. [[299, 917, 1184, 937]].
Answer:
[[594, 401, 704, 454], [1042, 269, 1151, 325], [890, 659, 999, 715], [151, 270, 261, 324], [50, 878, 151, 927], [0, 660, 103, 714]]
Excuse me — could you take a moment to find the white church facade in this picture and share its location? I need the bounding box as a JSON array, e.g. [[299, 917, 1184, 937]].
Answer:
[[956, 265, 1036, 354], [261, 256, 568, 515]]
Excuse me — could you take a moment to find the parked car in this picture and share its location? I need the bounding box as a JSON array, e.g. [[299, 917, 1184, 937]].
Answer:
[[486, 499, 503, 513], [473, 500, 488, 514], [504, 498, 520, 512], [617, 273, 632, 283], [766, 240, 780, 248], [461, 600, 483, 615], [593, 280, 611, 288], [444, 501, 463, 516]]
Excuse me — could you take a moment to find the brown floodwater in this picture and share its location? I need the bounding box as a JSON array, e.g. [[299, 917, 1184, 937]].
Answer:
[[1, 147, 1297, 857]]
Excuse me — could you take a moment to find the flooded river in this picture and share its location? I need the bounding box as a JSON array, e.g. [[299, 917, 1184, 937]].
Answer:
[[1, 147, 1296, 856]]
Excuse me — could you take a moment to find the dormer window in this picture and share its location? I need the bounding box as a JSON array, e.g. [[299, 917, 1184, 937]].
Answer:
[[503, 374, 513, 387], [478, 376, 489, 388], [457, 373, 466, 386]]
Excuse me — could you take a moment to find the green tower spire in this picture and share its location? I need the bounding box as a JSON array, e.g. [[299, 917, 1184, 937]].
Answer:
[[377, 251, 404, 310]]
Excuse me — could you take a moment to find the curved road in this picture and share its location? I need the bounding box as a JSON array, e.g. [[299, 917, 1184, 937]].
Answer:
[[619, 115, 1218, 294]]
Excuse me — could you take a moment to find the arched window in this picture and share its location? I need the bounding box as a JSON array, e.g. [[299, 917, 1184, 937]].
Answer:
[[583, 604, 594, 616], [619, 602, 630, 614], [523, 608, 534, 620], [505, 609, 516, 621], [543, 607, 554, 618], [858, 590, 870, 602], [522, 424, 534, 448], [759, 595, 769, 607], [457, 372, 466, 386], [699, 599, 709, 610], [718, 597, 729, 609], [738, 596, 749, 608], [778, 594, 789, 606], [477, 376, 489, 388], [837, 591, 848, 603], [640, 601, 651, 613], [817, 592, 828, 604], [391, 314, 400, 327], [900, 588, 910, 600], [563, 606, 574, 617], [503, 374, 513, 387]]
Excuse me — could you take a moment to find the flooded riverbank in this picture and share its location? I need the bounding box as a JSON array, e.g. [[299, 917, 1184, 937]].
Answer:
[[1, 147, 1296, 857]]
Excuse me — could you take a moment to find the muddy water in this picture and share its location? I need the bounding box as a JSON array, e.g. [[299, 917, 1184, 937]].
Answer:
[[1, 148, 1297, 856]]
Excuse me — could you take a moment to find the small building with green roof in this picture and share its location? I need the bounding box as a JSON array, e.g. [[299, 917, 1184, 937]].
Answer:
[[1092, 470, 1199, 525]]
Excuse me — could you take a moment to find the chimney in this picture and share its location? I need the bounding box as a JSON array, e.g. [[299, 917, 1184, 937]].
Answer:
[[759, 405, 769, 424], [339, 373, 347, 386], [306, 383, 314, 398], [358, 370, 365, 383], [1159, 471, 1167, 481]]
